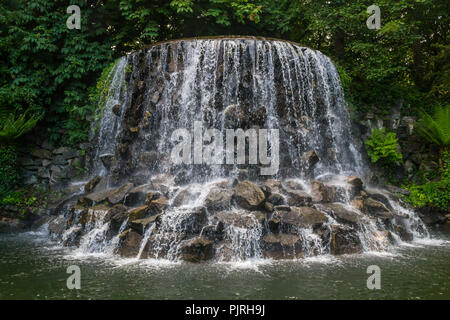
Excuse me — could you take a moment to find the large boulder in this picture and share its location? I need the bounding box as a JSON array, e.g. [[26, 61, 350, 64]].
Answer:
[[179, 237, 214, 262], [311, 180, 336, 203], [172, 188, 200, 207], [301, 150, 319, 169], [363, 197, 394, 219], [330, 225, 363, 255], [269, 206, 328, 233], [148, 197, 168, 214], [117, 229, 142, 258], [205, 187, 234, 211], [316, 203, 361, 224], [123, 184, 153, 207], [107, 183, 134, 204], [285, 190, 312, 207], [234, 181, 265, 210], [261, 233, 303, 260], [129, 215, 159, 235], [84, 176, 101, 193]]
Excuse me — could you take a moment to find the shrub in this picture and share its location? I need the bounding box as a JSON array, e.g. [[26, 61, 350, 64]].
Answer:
[[365, 127, 403, 166], [0, 144, 20, 199], [404, 151, 450, 211]]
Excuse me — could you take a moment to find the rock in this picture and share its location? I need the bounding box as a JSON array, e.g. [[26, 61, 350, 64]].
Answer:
[[330, 225, 363, 255], [129, 215, 159, 235], [261, 233, 303, 260], [145, 191, 162, 205], [384, 185, 410, 196], [148, 197, 168, 214], [62, 227, 82, 247], [269, 206, 328, 233], [179, 237, 214, 262], [301, 150, 319, 169], [112, 104, 121, 116], [0, 217, 25, 233], [201, 222, 225, 242], [107, 183, 134, 204], [127, 206, 149, 221], [123, 184, 152, 207], [205, 187, 234, 211], [150, 174, 175, 195], [284, 179, 304, 190], [395, 225, 413, 242], [24, 175, 38, 185], [266, 193, 285, 206], [345, 176, 363, 197], [224, 104, 247, 128], [100, 154, 114, 169], [172, 188, 200, 207], [118, 230, 142, 258], [317, 203, 361, 224], [37, 167, 50, 179], [264, 179, 283, 194], [250, 106, 267, 126], [84, 176, 101, 193], [285, 190, 312, 206], [234, 181, 265, 210], [311, 180, 336, 203], [363, 197, 394, 219], [211, 210, 265, 229], [48, 216, 66, 237], [19, 158, 34, 166], [31, 149, 52, 159]]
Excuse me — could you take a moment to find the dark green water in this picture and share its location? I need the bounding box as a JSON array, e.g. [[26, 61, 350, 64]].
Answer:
[[1, 227, 449, 300]]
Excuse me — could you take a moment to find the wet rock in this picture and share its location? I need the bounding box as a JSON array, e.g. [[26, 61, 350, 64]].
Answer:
[[172, 188, 200, 207], [224, 104, 247, 128], [100, 154, 114, 169], [148, 197, 168, 214], [123, 184, 153, 207], [311, 180, 336, 203], [127, 206, 149, 221], [145, 191, 162, 205], [301, 150, 319, 169], [266, 193, 285, 206], [330, 225, 363, 255], [62, 227, 82, 247], [384, 185, 410, 196], [48, 216, 66, 237], [394, 225, 413, 241], [107, 183, 134, 204], [317, 203, 361, 224], [285, 190, 312, 207], [201, 222, 225, 242], [264, 179, 283, 194], [234, 181, 265, 210], [261, 233, 303, 260], [179, 237, 214, 262], [346, 176, 363, 196], [112, 104, 121, 116], [363, 197, 394, 219], [284, 179, 304, 190], [84, 176, 101, 193], [150, 174, 175, 195], [205, 187, 234, 211], [118, 229, 142, 258], [269, 206, 328, 233], [0, 217, 25, 233], [129, 215, 159, 235]]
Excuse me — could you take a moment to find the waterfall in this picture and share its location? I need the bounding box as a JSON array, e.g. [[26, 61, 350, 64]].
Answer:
[[50, 37, 431, 262]]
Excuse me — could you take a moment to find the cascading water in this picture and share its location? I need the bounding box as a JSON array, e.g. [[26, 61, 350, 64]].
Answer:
[[50, 37, 431, 263]]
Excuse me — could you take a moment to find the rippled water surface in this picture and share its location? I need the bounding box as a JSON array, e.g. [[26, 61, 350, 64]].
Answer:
[[0, 227, 449, 300]]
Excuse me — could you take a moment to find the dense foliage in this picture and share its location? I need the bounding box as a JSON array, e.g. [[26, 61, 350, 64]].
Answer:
[[415, 105, 450, 155], [0, 145, 19, 200], [1, 0, 448, 144], [365, 127, 403, 166], [405, 152, 450, 211]]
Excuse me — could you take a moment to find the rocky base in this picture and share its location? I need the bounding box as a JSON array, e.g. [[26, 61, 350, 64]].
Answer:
[[43, 173, 438, 262]]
